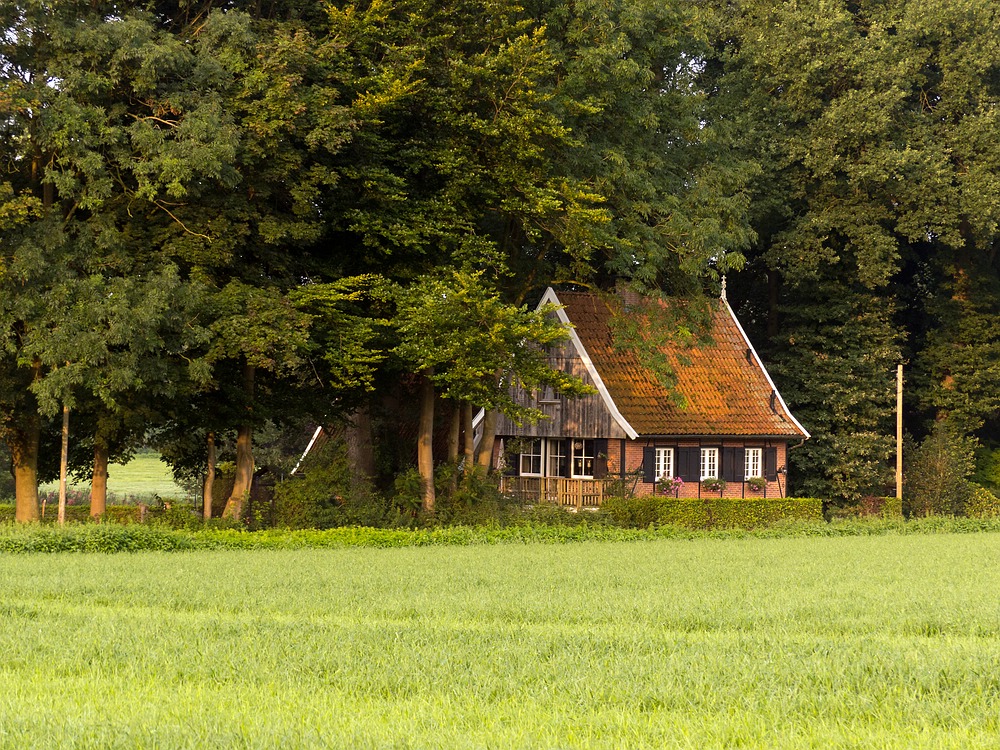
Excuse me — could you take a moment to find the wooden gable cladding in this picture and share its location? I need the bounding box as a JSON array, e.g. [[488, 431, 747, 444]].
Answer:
[[494, 336, 630, 440]]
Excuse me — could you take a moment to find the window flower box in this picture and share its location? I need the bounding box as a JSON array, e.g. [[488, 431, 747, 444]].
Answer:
[[656, 476, 684, 496], [701, 477, 726, 493]]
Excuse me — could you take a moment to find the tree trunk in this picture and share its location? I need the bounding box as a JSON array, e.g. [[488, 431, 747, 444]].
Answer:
[[345, 405, 375, 480], [91, 437, 109, 518], [447, 402, 460, 464], [223, 424, 254, 521], [447, 401, 460, 493], [461, 402, 474, 472], [10, 416, 40, 523], [58, 404, 69, 526], [203, 431, 216, 520], [418, 371, 436, 513], [476, 410, 498, 470], [223, 362, 255, 521]]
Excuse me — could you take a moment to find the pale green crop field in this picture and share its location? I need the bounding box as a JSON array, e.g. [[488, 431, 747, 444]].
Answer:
[[40, 452, 187, 499], [2, 533, 1000, 748]]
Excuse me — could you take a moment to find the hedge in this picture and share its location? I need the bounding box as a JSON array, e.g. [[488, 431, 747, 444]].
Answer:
[[966, 486, 1000, 518], [600, 496, 823, 529], [0, 503, 189, 525], [5, 516, 1000, 553]]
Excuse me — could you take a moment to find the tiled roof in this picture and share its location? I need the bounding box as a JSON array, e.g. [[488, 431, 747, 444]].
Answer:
[[555, 290, 808, 438]]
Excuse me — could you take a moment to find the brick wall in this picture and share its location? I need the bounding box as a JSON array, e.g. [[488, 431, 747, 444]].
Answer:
[[623, 439, 789, 499], [492, 435, 792, 499]]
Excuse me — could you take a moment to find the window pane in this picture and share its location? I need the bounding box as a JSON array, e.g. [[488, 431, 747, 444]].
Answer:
[[520, 439, 543, 476], [655, 448, 674, 480], [572, 439, 595, 478], [745, 448, 762, 480], [700, 448, 718, 479], [547, 439, 566, 477]]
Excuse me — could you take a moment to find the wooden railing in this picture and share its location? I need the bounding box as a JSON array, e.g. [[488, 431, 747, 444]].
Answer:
[[499, 476, 615, 508]]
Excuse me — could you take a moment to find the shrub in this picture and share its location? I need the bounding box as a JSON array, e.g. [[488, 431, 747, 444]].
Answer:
[[965, 485, 1000, 518], [905, 422, 976, 516], [601, 495, 664, 528], [273, 440, 392, 529], [601, 496, 822, 529], [829, 495, 903, 519], [431, 467, 519, 526]]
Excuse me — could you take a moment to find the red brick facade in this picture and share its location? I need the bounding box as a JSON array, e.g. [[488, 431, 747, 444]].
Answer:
[[494, 437, 792, 498]]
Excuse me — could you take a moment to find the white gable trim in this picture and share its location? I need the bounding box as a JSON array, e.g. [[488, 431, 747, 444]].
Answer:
[[539, 287, 639, 440], [721, 297, 811, 440]]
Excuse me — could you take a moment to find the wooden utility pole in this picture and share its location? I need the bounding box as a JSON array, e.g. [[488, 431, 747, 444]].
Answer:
[[896, 364, 903, 500]]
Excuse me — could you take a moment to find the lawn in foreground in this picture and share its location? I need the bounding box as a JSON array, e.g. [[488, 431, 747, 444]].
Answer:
[[1, 534, 1000, 748]]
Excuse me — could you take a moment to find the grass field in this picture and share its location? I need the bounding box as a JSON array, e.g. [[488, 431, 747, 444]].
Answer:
[[39, 451, 188, 500], [2, 533, 1000, 748]]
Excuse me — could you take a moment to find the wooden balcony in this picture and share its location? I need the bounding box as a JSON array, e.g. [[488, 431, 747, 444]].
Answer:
[[499, 476, 615, 508]]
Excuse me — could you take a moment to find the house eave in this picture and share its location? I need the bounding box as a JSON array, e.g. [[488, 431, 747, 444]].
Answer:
[[631, 433, 805, 441], [539, 287, 640, 440], [720, 296, 811, 440]]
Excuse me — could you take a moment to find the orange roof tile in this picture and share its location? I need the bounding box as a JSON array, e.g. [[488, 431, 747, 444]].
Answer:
[[555, 290, 808, 438]]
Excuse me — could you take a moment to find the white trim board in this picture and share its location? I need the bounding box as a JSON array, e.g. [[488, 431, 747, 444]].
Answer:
[[721, 296, 811, 440], [538, 288, 639, 440]]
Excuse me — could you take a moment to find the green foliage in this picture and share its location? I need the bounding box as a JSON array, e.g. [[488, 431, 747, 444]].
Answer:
[[430, 466, 522, 527], [393, 268, 593, 420], [913, 271, 1000, 438], [272, 442, 393, 529], [964, 485, 1000, 519], [905, 421, 977, 517], [7, 509, 1000, 554], [600, 495, 823, 529], [771, 285, 899, 501], [709, 0, 1000, 499], [972, 445, 1000, 494], [701, 477, 727, 494], [828, 496, 904, 521]]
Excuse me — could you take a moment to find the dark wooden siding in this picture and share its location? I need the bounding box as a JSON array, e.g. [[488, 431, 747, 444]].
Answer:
[[494, 339, 628, 440]]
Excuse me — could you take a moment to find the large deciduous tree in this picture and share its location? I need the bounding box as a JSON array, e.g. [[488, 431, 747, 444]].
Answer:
[[0, 1, 239, 520], [705, 0, 1000, 498]]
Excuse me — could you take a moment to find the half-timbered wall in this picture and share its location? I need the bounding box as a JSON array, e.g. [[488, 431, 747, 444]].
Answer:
[[623, 439, 790, 498], [494, 437, 792, 498]]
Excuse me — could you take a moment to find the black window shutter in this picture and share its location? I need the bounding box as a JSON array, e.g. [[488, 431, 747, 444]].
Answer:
[[642, 447, 655, 483], [678, 447, 700, 482], [764, 447, 778, 481], [563, 439, 573, 478], [723, 447, 744, 483], [594, 439, 609, 479]]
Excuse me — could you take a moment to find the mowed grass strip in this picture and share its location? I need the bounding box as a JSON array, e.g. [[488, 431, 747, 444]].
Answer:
[[1, 534, 1000, 748]]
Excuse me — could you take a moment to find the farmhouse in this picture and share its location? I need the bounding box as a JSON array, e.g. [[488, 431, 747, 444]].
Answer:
[[492, 286, 809, 507]]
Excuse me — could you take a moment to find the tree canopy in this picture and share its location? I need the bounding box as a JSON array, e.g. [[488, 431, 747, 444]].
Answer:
[[4, 0, 1000, 514]]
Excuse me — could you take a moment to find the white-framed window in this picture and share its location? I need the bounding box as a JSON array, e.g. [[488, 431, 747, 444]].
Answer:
[[745, 448, 762, 480], [655, 447, 674, 481], [571, 439, 595, 478], [547, 439, 567, 478], [519, 439, 544, 476], [700, 448, 719, 480]]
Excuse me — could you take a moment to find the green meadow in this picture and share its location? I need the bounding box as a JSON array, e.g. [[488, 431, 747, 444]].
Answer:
[[39, 451, 187, 500], [2, 533, 1000, 748]]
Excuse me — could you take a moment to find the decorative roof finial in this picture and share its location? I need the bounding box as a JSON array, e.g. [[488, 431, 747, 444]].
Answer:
[[720, 274, 727, 301]]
